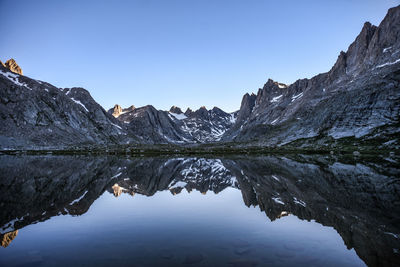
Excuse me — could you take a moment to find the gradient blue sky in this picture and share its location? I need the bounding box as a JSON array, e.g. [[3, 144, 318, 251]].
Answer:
[[1, 0, 398, 112]]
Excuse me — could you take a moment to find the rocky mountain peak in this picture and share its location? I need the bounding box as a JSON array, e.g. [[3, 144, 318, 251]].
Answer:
[[264, 78, 277, 88], [211, 106, 223, 112], [328, 51, 347, 81], [328, 5, 400, 80], [364, 5, 400, 66], [107, 104, 135, 118], [184, 108, 193, 116], [235, 92, 257, 124], [344, 21, 377, 75], [264, 79, 287, 89], [111, 104, 123, 117], [195, 106, 208, 118], [2, 58, 23, 75], [210, 107, 227, 117], [169, 106, 183, 114]]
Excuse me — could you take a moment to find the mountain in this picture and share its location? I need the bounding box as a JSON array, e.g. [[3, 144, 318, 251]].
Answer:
[[222, 6, 400, 147], [0, 5, 399, 149], [168, 106, 237, 142], [116, 105, 194, 144], [109, 104, 237, 143], [0, 59, 236, 147], [0, 63, 137, 149]]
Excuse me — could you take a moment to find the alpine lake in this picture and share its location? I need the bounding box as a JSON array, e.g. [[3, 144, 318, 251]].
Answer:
[[0, 153, 399, 267]]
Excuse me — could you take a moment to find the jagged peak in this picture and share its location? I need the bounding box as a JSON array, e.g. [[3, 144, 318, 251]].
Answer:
[[192, 106, 209, 117], [263, 79, 287, 89], [362, 21, 374, 30], [108, 104, 136, 117], [110, 104, 122, 118], [2, 58, 23, 75], [184, 107, 193, 114], [169, 105, 183, 114], [357, 21, 377, 46], [385, 4, 400, 19]]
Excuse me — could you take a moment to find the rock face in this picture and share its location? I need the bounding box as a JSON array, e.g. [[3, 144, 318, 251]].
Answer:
[[2, 59, 23, 75], [108, 104, 135, 118], [110, 104, 237, 143], [0, 65, 138, 149], [222, 6, 400, 146], [169, 106, 183, 114], [173, 106, 237, 142], [0, 230, 18, 248], [110, 104, 122, 117], [115, 105, 194, 143]]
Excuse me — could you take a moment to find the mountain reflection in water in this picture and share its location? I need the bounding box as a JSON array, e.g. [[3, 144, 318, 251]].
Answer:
[[0, 155, 399, 266]]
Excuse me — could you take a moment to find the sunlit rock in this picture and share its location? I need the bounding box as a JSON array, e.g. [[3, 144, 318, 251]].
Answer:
[[1, 230, 18, 248]]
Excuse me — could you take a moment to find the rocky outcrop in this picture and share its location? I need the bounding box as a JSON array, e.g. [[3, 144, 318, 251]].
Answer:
[[0, 230, 18, 248], [237, 93, 257, 123], [110, 104, 122, 117], [108, 104, 135, 118], [2, 59, 23, 75], [184, 108, 193, 116], [169, 106, 183, 114], [223, 93, 256, 140]]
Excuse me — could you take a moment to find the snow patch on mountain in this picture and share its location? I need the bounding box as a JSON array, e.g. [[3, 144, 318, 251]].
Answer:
[[169, 112, 187, 120], [70, 98, 89, 112], [375, 58, 400, 68], [0, 70, 31, 90], [270, 95, 283, 103], [291, 92, 303, 102]]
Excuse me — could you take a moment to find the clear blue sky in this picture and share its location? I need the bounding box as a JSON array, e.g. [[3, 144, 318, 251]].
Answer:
[[1, 0, 398, 112]]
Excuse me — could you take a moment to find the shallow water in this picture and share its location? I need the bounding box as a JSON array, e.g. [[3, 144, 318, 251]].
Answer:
[[0, 155, 399, 266]]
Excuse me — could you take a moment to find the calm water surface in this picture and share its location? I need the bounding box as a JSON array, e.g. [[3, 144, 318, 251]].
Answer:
[[0, 155, 399, 266]]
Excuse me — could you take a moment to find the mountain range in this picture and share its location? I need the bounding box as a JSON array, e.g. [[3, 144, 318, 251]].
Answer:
[[0, 5, 399, 150]]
